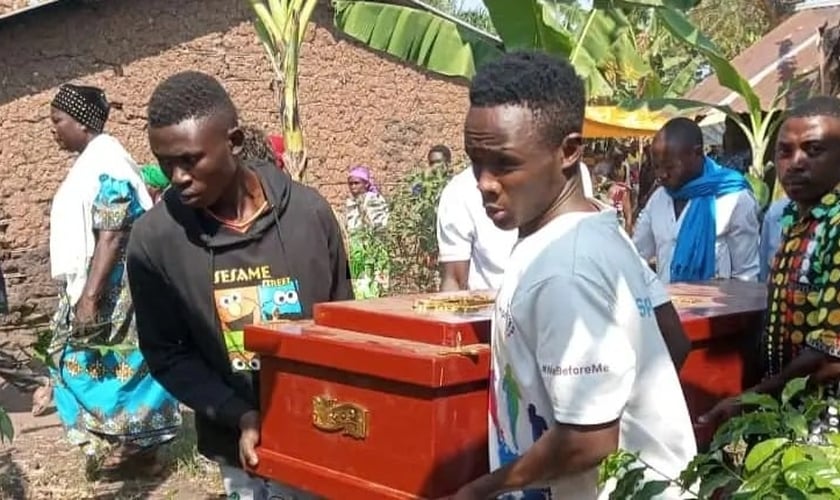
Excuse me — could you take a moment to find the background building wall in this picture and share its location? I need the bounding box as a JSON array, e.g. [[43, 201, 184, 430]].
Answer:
[[0, 0, 468, 335]]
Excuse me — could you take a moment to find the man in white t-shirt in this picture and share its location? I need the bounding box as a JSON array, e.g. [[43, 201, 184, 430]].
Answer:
[[436, 143, 689, 372], [437, 162, 593, 292], [444, 52, 695, 500]]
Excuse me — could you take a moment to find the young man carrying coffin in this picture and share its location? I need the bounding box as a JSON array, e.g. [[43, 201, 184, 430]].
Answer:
[[128, 71, 352, 500]]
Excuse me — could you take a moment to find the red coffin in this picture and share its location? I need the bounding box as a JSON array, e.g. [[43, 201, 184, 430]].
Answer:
[[245, 281, 766, 499]]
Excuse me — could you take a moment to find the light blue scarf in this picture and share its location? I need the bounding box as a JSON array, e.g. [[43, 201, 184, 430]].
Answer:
[[668, 156, 750, 282]]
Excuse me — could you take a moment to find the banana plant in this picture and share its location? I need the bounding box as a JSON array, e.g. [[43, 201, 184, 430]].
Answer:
[[248, 0, 318, 182], [333, 0, 700, 101], [622, 6, 807, 208]]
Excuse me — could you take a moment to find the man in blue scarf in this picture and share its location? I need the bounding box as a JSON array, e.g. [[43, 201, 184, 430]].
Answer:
[[633, 118, 760, 283]]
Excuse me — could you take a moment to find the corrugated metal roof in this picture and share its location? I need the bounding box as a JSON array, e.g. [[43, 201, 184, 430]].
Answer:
[[0, 0, 61, 22], [684, 5, 840, 112]]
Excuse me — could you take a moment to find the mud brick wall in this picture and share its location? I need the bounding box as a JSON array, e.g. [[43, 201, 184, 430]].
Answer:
[[0, 0, 468, 335]]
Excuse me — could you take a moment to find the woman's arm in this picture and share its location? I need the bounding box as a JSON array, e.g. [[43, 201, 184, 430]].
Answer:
[[76, 176, 139, 324], [76, 229, 124, 323]]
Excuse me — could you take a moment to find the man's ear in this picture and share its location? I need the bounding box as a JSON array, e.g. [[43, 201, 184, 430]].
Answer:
[[560, 132, 584, 169], [229, 126, 244, 157]]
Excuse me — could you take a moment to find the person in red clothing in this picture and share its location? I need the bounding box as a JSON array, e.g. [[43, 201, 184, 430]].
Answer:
[[268, 134, 284, 170]]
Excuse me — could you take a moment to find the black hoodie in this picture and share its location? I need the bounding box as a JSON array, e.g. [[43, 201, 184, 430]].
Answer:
[[127, 160, 353, 466]]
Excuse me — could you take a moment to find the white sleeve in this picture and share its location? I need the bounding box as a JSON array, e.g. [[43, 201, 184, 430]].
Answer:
[[632, 192, 657, 261], [726, 191, 761, 282], [436, 181, 474, 263], [644, 265, 670, 307], [518, 275, 637, 425], [619, 225, 669, 308]]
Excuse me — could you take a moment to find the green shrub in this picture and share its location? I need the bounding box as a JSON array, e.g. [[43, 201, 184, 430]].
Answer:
[[600, 377, 840, 499]]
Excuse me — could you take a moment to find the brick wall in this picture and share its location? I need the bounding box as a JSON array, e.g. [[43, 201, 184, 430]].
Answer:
[[0, 0, 468, 335]]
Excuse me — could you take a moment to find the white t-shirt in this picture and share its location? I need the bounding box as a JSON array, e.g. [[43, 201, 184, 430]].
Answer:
[[490, 210, 696, 499], [632, 186, 761, 284], [437, 164, 595, 291]]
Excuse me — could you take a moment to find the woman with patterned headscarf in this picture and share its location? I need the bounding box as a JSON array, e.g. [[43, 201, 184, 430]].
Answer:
[[45, 83, 181, 471], [345, 165, 390, 298]]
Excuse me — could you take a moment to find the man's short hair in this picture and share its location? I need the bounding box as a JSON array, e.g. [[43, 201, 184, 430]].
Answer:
[[787, 95, 840, 120], [657, 117, 704, 150], [468, 51, 585, 147], [148, 71, 238, 129], [428, 144, 452, 162]]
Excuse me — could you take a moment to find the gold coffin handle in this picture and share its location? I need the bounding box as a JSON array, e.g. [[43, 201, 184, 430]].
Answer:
[[311, 395, 369, 440]]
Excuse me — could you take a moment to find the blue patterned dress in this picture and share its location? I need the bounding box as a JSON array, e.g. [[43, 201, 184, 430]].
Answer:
[[49, 174, 181, 460]]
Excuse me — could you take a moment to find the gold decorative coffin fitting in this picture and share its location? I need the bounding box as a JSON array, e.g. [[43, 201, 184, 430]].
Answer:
[[412, 293, 494, 313], [311, 395, 369, 439]]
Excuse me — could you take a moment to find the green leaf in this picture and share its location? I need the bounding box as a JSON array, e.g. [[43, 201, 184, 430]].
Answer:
[[661, 56, 701, 97], [633, 480, 670, 499], [621, 96, 736, 121], [0, 407, 13, 443], [745, 174, 769, 210], [698, 471, 736, 498], [739, 392, 780, 412], [785, 460, 840, 491], [782, 411, 809, 439], [483, 0, 571, 53], [825, 433, 840, 448], [781, 446, 808, 470], [737, 465, 784, 495], [782, 377, 809, 407], [332, 1, 503, 80], [654, 7, 761, 114], [744, 437, 789, 473], [779, 487, 811, 500]]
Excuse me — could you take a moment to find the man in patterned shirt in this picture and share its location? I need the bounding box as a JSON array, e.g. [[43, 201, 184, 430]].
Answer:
[[701, 96, 840, 438]]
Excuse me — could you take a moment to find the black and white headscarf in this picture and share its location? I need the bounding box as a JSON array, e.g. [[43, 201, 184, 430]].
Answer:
[[51, 84, 110, 133]]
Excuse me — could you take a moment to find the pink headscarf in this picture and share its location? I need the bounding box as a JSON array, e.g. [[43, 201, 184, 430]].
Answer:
[[348, 165, 379, 194]]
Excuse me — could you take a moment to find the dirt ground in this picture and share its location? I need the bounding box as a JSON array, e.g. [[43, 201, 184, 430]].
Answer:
[[0, 382, 225, 499]]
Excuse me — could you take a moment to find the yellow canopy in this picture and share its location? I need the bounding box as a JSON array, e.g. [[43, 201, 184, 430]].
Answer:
[[583, 106, 670, 138]]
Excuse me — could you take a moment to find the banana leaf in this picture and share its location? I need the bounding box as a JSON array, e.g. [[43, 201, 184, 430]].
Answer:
[[654, 7, 762, 117], [334, 0, 688, 99], [333, 0, 503, 80]]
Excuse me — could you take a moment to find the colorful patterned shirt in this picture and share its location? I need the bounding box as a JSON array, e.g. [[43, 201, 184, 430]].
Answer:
[[765, 187, 840, 376]]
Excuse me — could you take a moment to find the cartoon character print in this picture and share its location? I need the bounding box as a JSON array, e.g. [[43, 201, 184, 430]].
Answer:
[[214, 287, 261, 372], [223, 330, 261, 372], [214, 287, 260, 332], [258, 279, 303, 321]]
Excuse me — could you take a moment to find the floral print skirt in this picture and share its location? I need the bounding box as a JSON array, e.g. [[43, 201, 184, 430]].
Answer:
[[49, 293, 181, 461]]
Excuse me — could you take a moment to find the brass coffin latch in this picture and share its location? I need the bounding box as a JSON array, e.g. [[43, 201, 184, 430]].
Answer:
[[311, 395, 369, 440]]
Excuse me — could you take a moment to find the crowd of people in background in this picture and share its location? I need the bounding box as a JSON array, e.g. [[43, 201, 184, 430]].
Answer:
[[2, 46, 840, 499]]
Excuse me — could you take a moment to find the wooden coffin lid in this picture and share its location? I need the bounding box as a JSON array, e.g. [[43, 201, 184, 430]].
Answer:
[[668, 281, 767, 342], [245, 321, 490, 388], [313, 291, 494, 347]]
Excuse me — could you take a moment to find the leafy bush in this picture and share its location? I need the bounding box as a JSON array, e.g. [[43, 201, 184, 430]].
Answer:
[[600, 377, 840, 499], [383, 165, 452, 294], [348, 164, 452, 296]]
